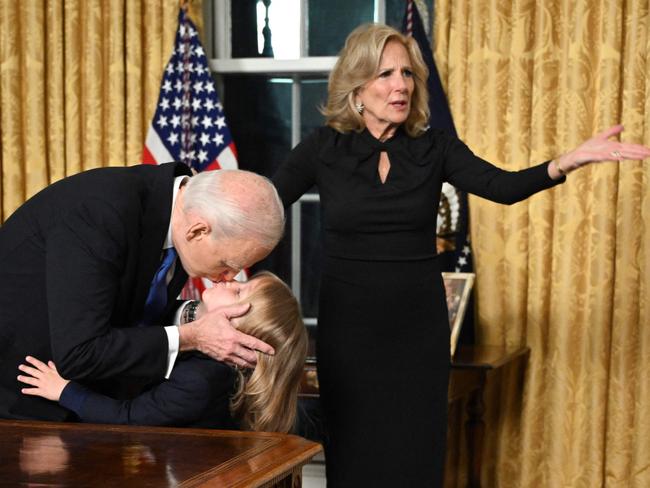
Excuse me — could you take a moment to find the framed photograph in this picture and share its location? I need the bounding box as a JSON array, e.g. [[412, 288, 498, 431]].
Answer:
[[442, 272, 475, 357]]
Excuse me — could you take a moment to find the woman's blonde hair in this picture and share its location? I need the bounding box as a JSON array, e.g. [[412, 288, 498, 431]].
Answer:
[[229, 272, 308, 433], [322, 23, 430, 137]]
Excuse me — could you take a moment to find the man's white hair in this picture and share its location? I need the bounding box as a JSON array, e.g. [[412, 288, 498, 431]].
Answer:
[[182, 169, 285, 250]]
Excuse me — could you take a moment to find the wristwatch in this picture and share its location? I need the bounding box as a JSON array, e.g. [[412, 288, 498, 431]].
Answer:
[[182, 300, 200, 323]]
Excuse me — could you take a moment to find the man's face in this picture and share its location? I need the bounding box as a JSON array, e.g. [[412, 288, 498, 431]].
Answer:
[[177, 234, 270, 282]]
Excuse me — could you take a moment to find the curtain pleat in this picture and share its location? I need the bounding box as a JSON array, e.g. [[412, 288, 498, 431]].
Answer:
[[45, 0, 65, 183], [436, 1, 649, 486]]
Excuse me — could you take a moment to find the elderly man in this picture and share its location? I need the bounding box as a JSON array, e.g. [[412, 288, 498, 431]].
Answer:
[[0, 162, 284, 420]]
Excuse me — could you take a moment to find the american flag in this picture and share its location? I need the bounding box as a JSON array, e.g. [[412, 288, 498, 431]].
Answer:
[[142, 7, 241, 298], [142, 8, 237, 171]]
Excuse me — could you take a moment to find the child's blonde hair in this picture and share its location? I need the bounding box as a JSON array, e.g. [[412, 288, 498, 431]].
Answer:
[[230, 272, 308, 433]]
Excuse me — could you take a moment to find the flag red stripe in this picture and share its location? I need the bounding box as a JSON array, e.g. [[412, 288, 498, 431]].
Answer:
[[142, 145, 157, 165]]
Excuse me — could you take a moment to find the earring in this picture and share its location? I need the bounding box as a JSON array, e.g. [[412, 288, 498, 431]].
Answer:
[[355, 102, 364, 114]]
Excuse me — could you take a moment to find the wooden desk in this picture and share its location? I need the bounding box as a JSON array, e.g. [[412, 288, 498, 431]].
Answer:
[[0, 420, 322, 487], [300, 344, 530, 488]]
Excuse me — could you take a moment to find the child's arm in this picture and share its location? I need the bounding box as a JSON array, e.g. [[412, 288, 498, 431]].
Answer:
[[18, 354, 236, 427]]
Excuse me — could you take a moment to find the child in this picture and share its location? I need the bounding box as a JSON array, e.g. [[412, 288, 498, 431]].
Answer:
[[17, 272, 308, 433]]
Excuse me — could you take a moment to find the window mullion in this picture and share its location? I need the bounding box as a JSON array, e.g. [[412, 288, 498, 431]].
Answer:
[[300, 0, 308, 57], [213, 0, 230, 59], [290, 75, 302, 301], [374, 0, 386, 23]]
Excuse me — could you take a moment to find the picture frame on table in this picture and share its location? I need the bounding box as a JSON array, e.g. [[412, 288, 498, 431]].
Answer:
[[442, 272, 475, 357]]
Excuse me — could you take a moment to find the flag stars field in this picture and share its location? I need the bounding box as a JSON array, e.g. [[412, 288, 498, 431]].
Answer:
[[143, 10, 239, 172]]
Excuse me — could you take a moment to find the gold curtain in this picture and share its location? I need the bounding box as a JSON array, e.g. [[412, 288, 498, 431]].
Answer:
[[0, 0, 205, 222], [435, 0, 649, 486]]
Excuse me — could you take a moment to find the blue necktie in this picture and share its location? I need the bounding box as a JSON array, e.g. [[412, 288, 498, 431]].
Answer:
[[141, 248, 177, 326]]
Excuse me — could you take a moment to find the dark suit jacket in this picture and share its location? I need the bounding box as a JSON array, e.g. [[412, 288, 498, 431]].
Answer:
[[60, 352, 238, 429], [0, 162, 192, 420]]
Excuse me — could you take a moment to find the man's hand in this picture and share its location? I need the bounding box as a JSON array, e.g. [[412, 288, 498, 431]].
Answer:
[[178, 303, 274, 369], [17, 356, 70, 402]]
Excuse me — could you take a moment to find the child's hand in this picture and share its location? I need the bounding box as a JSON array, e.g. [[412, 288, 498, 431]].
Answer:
[[17, 356, 69, 402]]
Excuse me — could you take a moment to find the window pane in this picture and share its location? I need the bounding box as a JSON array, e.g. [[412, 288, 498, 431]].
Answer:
[[307, 0, 374, 56], [221, 74, 293, 283], [385, 0, 407, 30], [300, 201, 322, 319], [256, 0, 301, 59], [298, 80, 325, 317], [230, 1, 260, 58], [300, 78, 327, 141], [231, 0, 301, 59], [222, 75, 292, 177]]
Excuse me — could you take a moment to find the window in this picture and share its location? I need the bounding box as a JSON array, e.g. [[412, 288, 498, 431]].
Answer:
[[205, 0, 417, 326]]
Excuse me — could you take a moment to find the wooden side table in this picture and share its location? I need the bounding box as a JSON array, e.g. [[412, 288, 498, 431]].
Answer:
[[450, 345, 530, 488]]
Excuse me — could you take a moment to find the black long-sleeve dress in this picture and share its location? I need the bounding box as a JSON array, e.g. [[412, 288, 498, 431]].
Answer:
[[273, 126, 562, 487]]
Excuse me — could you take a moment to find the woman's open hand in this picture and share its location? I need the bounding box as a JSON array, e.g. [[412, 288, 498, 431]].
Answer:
[[555, 125, 650, 174]]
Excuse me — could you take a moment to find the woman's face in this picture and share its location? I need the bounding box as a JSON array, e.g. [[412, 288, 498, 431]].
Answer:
[[201, 279, 260, 311], [355, 39, 414, 138]]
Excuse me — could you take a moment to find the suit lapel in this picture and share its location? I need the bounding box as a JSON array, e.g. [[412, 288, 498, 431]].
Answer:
[[129, 163, 192, 325], [167, 259, 189, 305]]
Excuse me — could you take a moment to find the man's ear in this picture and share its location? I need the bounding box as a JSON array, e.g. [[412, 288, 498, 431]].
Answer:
[[185, 218, 211, 242]]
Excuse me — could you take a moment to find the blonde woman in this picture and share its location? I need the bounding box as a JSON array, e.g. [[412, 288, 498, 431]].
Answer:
[[17, 272, 308, 433], [272, 22, 650, 486]]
